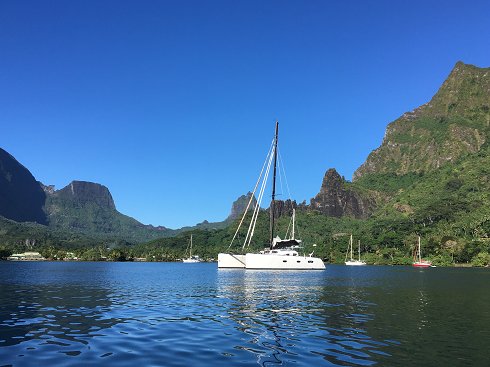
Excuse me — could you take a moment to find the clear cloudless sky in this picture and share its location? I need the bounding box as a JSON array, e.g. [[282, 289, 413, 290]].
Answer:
[[1, 0, 489, 228]]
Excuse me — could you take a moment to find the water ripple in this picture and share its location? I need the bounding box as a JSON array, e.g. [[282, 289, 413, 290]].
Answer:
[[1, 262, 489, 366]]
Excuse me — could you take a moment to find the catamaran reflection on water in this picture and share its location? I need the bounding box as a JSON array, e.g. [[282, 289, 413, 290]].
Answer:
[[218, 122, 325, 270]]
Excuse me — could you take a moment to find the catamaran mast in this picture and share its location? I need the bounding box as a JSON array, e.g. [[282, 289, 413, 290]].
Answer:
[[269, 121, 279, 249]]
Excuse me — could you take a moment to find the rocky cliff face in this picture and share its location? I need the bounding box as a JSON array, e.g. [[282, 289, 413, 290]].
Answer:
[[354, 62, 490, 180], [227, 192, 257, 221], [0, 148, 171, 243], [310, 168, 375, 218], [44, 180, 172, 241], [271, 199, 297, 219], [0, 148, 47, 224], [55, 181, 116, 209]]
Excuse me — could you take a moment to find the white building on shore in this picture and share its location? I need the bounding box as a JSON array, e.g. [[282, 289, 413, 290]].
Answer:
[[7, 252, 45, 261]]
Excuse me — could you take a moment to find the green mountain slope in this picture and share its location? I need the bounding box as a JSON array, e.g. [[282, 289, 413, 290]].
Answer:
[[81, 61, 490, 266], [354, 62, 490, 180], [0, 147, 178, 243], [0, 215, 102, 252], [3, 62, 490, 267], [365, 143, 490, 261], [44, 181, 175, 243]]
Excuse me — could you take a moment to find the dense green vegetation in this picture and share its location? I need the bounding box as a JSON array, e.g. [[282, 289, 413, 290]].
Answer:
[[356, 145, 490, 266], [2, 62, 489, 267], [0, 216, 136, 260], [2, 143, 489, 267], [353, 172, 424, 194], [45, 194, 177, 243], [355, 62, 490, 178]]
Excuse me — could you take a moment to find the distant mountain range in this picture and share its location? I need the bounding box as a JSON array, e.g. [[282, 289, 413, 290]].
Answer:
[[0, 152, 173, 243], [0, 148, 258, 243], [1, 61, 489, 255]]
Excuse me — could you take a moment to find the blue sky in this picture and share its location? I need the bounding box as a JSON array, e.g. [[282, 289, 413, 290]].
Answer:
[[1, 1, 489, 229]]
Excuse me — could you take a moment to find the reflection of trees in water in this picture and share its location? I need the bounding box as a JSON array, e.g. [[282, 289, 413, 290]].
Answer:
[[0, 284, 117, 349], [362, 268, 490, 366], [314, 272, 392, 366], [217, 270, 388, 366]]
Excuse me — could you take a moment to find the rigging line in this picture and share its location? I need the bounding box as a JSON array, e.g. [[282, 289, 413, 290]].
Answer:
[[244, 187, 263, 249], [284, 214, 293, 239], [277, 147, 292, 201], [246, 143, 275, 248], [295, 215, 303, 242], [277, 147, 297, 239], [227, 139, 274, 251], [244, 156, 271, 250], [277, 150, 284, 200], [243, 142, 275, 249], [246, 141, 276, 249]]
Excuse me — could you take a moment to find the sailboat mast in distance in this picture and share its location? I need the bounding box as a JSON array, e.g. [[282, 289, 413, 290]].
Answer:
[[269, 121, 279, 249]]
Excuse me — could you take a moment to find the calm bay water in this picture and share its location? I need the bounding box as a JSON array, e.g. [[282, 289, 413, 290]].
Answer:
[[0, 262, 489, 366]]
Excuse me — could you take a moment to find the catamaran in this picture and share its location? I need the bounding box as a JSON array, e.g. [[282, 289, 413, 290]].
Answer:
[[218, 122, 325, 270], [183, 234, 201, 263], [412, 236, 432, 268], [345, 234, 366, 266]]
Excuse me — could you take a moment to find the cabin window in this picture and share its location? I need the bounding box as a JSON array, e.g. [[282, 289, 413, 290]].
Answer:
[[282, 260, 287, 263], [293, 253, 297, 256], [308, 260, 313, 263], [286, 254, 290, 256], [297, 260, 301, 263]]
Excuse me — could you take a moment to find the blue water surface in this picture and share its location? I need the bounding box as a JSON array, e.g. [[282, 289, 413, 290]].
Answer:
[[0, 262, 489, 366]]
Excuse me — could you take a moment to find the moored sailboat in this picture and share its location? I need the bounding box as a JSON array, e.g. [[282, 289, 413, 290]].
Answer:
[[183, 235, 201, 263], [345, 235, 366, 266], [412, 236, 431, 268], [218, 122, 325, 270]]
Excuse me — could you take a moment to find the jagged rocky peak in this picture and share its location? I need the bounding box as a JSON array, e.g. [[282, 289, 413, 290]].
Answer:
[[272, 199, 298, 219], [426, 61, 490, 118], [310, 168, 373, 219], [40, 183, 55, 194], [321, 168, 344, 191], [56, 180, 116, 209], [228, 192, 257, 220], [354, 61, 490, 180], [144, 224, 168, 231]]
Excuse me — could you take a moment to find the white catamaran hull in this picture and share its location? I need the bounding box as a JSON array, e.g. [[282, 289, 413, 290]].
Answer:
[[217, 253, 246, 268], [218, 253, 325, 270]]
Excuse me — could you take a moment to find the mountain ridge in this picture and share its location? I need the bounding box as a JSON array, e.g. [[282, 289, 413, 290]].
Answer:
[[0, 148, 47, 225], [2, 61, 489, 265], [354, 61, 490, 180]]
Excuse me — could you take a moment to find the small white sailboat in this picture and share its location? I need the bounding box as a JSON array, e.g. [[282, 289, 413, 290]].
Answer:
[[412, 236, 431, 268], [218, 122, 325, 270], [183, 235, 201, 263], [345, 234, 366, 266]]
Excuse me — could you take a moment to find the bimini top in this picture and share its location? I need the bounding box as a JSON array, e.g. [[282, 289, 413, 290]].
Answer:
[[271, 236, 302, 250]]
